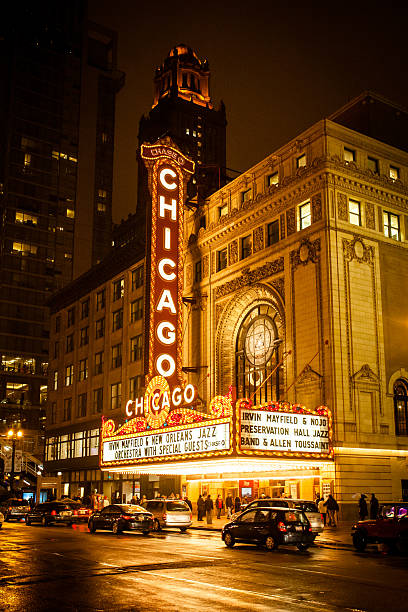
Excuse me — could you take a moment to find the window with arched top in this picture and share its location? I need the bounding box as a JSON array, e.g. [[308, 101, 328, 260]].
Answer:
[[235, 305, 283, 405], [394, 379, 408, 435]]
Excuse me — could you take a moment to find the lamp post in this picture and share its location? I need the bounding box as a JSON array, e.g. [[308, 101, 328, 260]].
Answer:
[[7, 429, 23, 493]]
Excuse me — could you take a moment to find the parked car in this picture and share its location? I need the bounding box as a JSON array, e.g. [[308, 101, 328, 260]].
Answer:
[[88, 504, 153, 535], [26, 502, 74, 526], [352, 503, 408, 552], [0, 498, 30, 521], [0, 512, 4, 528], [60, 499, 93, 523], [222, 506, 315, 551], [232, 498, 324, 535], [142, 499, 192, 532]]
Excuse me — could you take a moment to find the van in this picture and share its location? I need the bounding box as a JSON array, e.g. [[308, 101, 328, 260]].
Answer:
[[142, 499, 192, 532]]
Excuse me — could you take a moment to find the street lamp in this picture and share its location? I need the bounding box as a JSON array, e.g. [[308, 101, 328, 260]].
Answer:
[[7, 429, 23, 493]]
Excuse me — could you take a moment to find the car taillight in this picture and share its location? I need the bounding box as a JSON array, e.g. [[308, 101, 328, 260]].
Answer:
[[162, 513, 167, 521], [277, 521, 287, 532], [8, 507, 12, 511], [121, 514, 132, 520], [51, 510, 57, 516], [309, 525, 313, 531], [74, 510, 78, 515]]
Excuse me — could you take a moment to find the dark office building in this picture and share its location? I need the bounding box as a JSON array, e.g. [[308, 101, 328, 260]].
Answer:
[[0, 2, 123, 455], [137, 44, 227, 218]]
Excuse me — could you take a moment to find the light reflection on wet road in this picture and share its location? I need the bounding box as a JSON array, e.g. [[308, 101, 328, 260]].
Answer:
[[1, 521, 407, 611]]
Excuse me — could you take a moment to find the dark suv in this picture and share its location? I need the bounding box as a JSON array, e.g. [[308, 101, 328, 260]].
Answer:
[[222, 506, 314, 551], [352, 503, 408, 552], [26, 502, 74, 527]]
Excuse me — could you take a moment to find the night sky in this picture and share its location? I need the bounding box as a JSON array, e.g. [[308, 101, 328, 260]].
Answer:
[[88, 0, 408, 224]]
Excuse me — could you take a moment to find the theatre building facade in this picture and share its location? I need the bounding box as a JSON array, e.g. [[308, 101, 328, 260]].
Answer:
[[45, 94, 408, 519]]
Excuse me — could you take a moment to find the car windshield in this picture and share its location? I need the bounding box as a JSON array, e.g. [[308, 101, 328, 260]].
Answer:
[[284, 510, 308, 524], [292, 501, 318, 513], [117, 505, 145, 514], [166, 501, 189, 511]]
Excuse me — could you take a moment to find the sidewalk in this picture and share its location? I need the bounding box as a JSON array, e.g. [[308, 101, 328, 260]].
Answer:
[[190, 515, 355, 550]]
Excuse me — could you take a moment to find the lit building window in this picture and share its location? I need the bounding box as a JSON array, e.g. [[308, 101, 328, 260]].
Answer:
[[132, 266, 144, 290], [111, 343, 122, 369], [299, 201, 311, 230], [267, 172, 279, 187], [12, 242, 37, 256], [185, 128, 190, 135], [344, 148, 356, 163], [218, 203, 228, 218], [394, 380, 408, 436], [111, 382, 122, 410], [130, 335, 143, 362], [65, 364, 74, 386], [23, 153, 31, 167], [193, 130, 197, 137], [78, 358, 88, 382], [241, 235, 252, 259], [367, 156, 379, 174], [64, 252, 72, 261], [66, 208, 75, 218], [390, 166, 400, 181], [101, 133, 108, 144], [53, 371, 58, 391], [383, 211, 400, 240], [94, 351, 104, 375], [348, 199, 361, 226], [95, 318, 105, 339], [15, 212, 37, 225], [68, 156, 77, 163], [217, 248, 227, 271], [97, 201, 106, 212], [98, 189, 107, 199], [113, 278, 124, 301], [267, 220, 279, 246], [296, 154, 306, 168], [131, 298, 143, 322]]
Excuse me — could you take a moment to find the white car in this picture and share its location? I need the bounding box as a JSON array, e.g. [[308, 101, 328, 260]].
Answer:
[[0, 511, 4, 528], [142, 499, 192, 532]]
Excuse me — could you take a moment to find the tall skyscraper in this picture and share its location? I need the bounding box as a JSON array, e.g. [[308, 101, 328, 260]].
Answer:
[[0, 2, 123, 455]]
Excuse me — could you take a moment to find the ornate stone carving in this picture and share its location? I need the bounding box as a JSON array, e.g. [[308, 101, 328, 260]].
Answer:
[[365, 201, 375, 230], [286, 207, 296, 235], [186, 264, 193, 286], [253, 226, 264, 253], [337, 192, 348, 221], [202, 254, 209, 279], [228, 240, 238, 265], [311, 193, 322, 222], [270, 277, 285, 301], [280, 213, 285, 239], [351, 363, 379, 382], [215, 301, 226, 327], [296, 364, 322, 386], [215, 257, 284, 299], [291, 238, 321, 270], [343, 236, 374, 264]]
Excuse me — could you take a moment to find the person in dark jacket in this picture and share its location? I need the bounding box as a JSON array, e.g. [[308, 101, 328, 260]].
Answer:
[[184, 496, 192, 511], [225, 494, 234, 519], [324, 494, 339, 527], [205, 495, 214, 525], [234, 496, 241, 513], [358, 494, 368, 520], [369, 493, 379, 519], [197, 495, 205, 521]]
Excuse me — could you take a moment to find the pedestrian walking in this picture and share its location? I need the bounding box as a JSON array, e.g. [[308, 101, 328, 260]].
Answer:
[[358, 494, 368, 520], [318, 496, 327, 526], [215, 494, 223, 519], [324, 494, 339, 527], [369, 493, 379, 519], [205, 494, 214, 525], [234, 496, 241, 514], [197, 494, 205, 521], [225, 493, 233, 519], [184, 495, 192, 511]]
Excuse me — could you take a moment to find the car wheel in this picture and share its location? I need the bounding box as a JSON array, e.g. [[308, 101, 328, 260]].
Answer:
[[88, 520, 96, 533], [265, 535, 278, 551], [296, 542, 310, 551], [353, 530, 367, 552], [224, 531, 235, 548], [26, 517, 31, 526], [152, 519, 161, 532], [142, 530, 150, 536], [41, 516, 48, 527], [179, 527, 187, 533], [112, 521, 122, 535]]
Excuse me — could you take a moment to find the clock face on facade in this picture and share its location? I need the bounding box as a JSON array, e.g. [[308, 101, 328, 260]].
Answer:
[[244, 316, 275, 366]]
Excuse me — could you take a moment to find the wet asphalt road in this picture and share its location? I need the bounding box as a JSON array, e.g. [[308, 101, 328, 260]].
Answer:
[[1, 521, 407, 611]]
